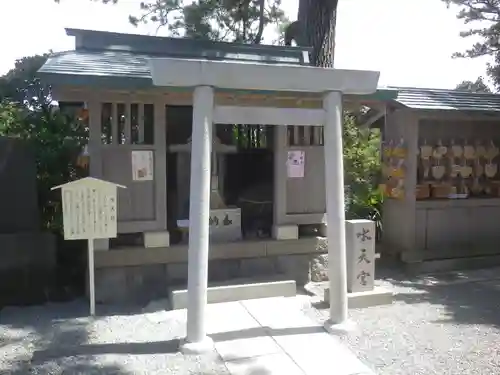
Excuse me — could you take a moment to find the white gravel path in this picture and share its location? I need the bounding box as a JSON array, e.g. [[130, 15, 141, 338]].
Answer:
[[0, 302, 230, 375], [303, 267, 500, 375]]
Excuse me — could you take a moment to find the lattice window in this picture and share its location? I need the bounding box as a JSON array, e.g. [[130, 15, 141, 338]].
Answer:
[[100, 103, 155, 145], [218, 124, 273, 149], [287, 126, 323, 146]]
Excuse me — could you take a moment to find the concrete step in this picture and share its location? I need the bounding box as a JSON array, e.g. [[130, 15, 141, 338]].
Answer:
[[170, 278, 296, 310], [324, 286, 393, 309]]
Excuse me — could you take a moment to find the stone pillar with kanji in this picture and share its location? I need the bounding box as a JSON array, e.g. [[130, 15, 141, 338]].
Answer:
[[346, 219, 376, 293]]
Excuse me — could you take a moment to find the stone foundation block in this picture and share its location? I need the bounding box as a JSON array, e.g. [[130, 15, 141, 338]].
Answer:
[[272, 225, 299, 240], [125, 264, 167, 304], [143, 231, 170, 248], [94, 267, 127, 304], [239, 258, 276, 278], [166, 262, 188, 285], [275, 254, 310, 285], [95, 264, 168, 305], [209, 259, 241, 282]]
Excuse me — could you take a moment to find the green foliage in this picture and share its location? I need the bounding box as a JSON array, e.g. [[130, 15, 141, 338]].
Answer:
[[455, 76, 492, 92], [0, 81, 87, 233], [343, 113, 383, 238], [57, 0, 289, 44], [0, 54, 48, 103], [442, 0, 500, 59], [0, 54, 86, 232]]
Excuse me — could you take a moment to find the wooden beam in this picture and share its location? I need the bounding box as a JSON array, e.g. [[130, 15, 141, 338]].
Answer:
[[359, 108, 386, 129], [214, 105, 325, 126]]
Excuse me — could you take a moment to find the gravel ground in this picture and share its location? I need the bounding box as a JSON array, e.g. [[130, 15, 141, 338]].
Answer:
[[0, 302, 230, 375], [4, 266, 500, 375], [303, 266, 500, 375]]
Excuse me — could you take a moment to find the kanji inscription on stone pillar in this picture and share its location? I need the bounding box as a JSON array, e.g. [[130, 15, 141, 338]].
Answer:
[[346, 219, 376, 293]]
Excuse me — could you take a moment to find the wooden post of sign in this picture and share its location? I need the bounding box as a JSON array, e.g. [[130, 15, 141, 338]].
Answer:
[[51, 177, 126, 317], [88, 239, 96, 316]]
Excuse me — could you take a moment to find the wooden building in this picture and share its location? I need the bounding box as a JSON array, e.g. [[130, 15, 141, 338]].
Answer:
[[372, 87, 500, 270]]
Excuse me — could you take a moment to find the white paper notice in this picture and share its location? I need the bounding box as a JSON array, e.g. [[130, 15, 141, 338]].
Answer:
[[132, 150, 154, 181], [287, 150, 305, 178]]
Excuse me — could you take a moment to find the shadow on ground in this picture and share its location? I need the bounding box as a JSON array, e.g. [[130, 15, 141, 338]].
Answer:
[[0, 300, 134, 374], [389, 278, 500, 328], [1, 298, 313, 375], [28, 325, 320, 372], [308, 260, 500, 330], [376, 261, 500, 329]]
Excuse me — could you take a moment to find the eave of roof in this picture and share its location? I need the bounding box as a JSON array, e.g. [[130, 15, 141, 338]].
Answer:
[[38, 50, 395, 102], [388, 86, 500, 112]]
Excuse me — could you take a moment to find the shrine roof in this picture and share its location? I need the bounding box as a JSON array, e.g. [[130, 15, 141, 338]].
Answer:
[[388, 86, 500, 112], [38, 29, 396, 102], [38, 28, 311, 89]]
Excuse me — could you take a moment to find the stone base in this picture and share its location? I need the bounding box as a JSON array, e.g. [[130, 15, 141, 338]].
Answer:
[[170, 279, 296, 310], [324, 286, 393, 309], [272, 225, 299, 240], [94, 253, 317, 305], [144, 231, 170, 248]]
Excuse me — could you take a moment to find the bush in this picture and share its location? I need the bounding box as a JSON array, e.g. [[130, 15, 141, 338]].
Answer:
[[343, 113, 383, 240], [0, 81, 87, 233]]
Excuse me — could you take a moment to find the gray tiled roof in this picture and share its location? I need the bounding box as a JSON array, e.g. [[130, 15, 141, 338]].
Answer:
[[39, 50, 151, 79], [38, 28, 311, 86], [38, 48, 313, 90], [38, 49, 398, 104], [390, 86, 500, 112]]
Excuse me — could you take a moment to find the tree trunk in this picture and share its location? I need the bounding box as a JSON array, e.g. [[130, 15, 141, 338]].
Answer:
[[298, 0, 338, 67]]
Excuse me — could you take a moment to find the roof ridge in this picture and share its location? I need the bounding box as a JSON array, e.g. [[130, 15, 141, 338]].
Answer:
[[389, 85, 498, 96], [65, 28, 313, 53]]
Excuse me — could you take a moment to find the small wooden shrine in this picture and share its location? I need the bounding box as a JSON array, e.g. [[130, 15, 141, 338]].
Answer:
[[37, 28, 387, 305], [378, 87, 500, 266]]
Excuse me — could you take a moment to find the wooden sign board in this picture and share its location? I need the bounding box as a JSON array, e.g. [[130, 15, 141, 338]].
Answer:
[[52, 177, 126, 316], [61, 185, 116, 240], [53, 177, 125, 240]]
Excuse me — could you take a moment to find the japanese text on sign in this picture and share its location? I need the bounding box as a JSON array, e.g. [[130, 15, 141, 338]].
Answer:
[[61, 185, 118, 240]]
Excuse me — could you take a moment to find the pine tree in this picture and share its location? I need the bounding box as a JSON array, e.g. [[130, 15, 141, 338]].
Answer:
[[296, 0, 339, 67], [443, 0, 500, 89]]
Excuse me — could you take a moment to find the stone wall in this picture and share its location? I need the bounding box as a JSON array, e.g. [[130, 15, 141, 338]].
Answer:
[[0, 232, 56, 307], [0, 137, 57, 308], [95, 254, 314, 305], [0, 138, 39, 233]]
